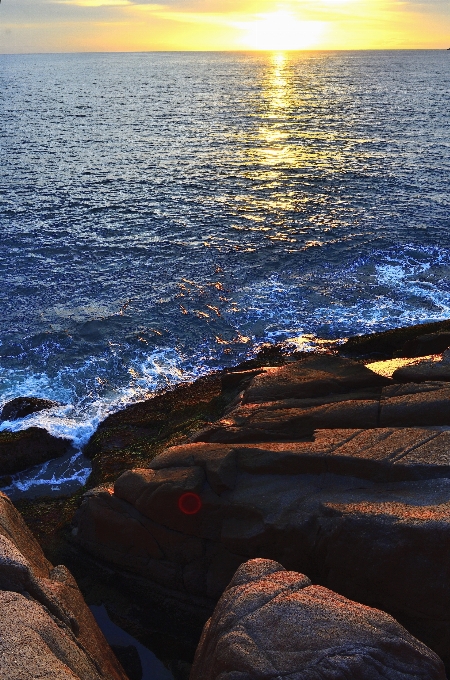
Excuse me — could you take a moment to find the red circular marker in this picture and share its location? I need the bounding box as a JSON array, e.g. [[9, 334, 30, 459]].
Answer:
[[178, 492, 202, 515]]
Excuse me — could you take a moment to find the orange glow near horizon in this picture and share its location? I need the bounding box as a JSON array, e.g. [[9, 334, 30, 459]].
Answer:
[[0, 0, 449, 52]]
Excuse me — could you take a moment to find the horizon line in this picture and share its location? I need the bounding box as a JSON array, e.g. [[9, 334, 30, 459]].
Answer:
[[1, 47, 449, 56]]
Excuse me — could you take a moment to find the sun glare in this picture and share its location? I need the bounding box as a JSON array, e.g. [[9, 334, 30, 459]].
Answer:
[[243, 11, 326, 50]]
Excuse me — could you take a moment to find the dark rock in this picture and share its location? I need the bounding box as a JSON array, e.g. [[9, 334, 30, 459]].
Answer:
[[401, 332, 450, 358], [111, 645, 142, 680], [341, 319, 450, 358], [191, 559, 445, 680], [192, 398, 379, 442], [220, 369, 264, 390], [241, 355, 390, 404], [165, 659, 192, 680], [73, 430, 450, 667], [96, 374, 223, 431], [0, 427, 71, 476], [0, 491, 128, 680], [1, 396, 59, 421]]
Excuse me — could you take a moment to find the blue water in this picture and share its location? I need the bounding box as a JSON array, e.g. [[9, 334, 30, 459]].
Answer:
[[1, 50, 449, 495]]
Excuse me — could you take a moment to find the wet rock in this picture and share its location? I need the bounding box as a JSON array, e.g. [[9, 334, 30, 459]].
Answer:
[[0, 491, 128, 680], [393, 352, 450, 382], [73, 431, 450, 667], [0, 427, 71, 476], [1, 396, 59, 421], [241, 355, 390, 404], [82, 372, 239, 487], [341, 319, 450, 358], [401, 332, 450, 358], [191, 558, 445, 680]]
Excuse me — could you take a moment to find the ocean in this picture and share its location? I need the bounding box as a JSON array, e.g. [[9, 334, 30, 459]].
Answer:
[[1, 50, 449, 497]]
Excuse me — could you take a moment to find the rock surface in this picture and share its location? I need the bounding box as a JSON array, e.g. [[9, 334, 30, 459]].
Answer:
[[393, 351, 450, 383], [401, 332, 450, 358], [190, 558, 445, 680], [341, 319, 450, 358], [193, 378, 450, 443], [71, 352, 450, 671], [1, 396, 59, 421], [240, 355, 390, 403], [74, 427, 450, 668], [0, 426, 71, 475], [0, 491, 128, 680]]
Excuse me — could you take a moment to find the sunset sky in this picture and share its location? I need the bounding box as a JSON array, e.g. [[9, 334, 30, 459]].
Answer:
[[1, 0, 449, 53]]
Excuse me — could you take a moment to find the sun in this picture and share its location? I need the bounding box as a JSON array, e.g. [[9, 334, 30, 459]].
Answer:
[[243, 11, 326, 50]]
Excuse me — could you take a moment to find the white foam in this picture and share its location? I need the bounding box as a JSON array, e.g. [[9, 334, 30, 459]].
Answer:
[[2, 450, 92, 500], [2, 243, 450, 498]]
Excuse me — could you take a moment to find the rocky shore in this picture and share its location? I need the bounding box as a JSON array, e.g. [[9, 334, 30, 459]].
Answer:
[[3, 319, 450, 679]]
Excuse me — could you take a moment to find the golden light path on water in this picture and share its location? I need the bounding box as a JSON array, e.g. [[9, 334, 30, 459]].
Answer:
[[234, 52, 344, 250]]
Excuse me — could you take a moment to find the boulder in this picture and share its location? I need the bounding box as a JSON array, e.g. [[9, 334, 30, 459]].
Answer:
[[190, 559, 445, 680], [401, 332, 450, 358], [0, 491, 128, 680], [241, 355, 390, 404], [1, 396, 59, 421], [0, 427, 71, 475], [73, 431, 450, 667]]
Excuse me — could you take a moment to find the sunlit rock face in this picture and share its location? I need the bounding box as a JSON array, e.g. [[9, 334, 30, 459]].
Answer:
[[74, 433, 450, 667], [190, 558, 446, 680], [0, 491, 128, 680], [72, 355, 450, 669]]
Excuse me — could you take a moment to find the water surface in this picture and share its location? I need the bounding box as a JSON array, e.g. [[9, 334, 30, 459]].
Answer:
[[1, 50, 449, 495]]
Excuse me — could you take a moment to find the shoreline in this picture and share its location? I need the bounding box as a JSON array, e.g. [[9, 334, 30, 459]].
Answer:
[[3, 316, 450, 501], [5, 315, 450, 679]]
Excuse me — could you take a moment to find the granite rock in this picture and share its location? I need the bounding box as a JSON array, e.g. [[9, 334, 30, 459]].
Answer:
[[74, 430, 450, 667], [241, 355, 390, 404], [0, 491, 128, 680], [393, 351, 450, 383], [193, 381, 450, 443], [190, 558, 445, 680]]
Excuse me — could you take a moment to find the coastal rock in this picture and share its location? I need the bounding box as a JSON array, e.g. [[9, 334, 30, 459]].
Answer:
[[341, 319, 450, 358], [73, 430, 450, 667], [0, 396, 59, 421], [240, 355, 390, 404], [393, 352, 450, 383], [193, 381, 450, 443], [190, 559, 445, 680], [401, 332, 450, 358], [0, 427, 71, 476], [82, 373, 237, 487], [0, 491, 128, 680]]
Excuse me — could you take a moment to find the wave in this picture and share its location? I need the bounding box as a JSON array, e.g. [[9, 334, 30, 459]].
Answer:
[[1, 244, 450, 498]]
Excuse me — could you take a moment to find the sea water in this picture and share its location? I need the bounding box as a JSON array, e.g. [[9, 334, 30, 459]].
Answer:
[[1, 50, 449, 496]]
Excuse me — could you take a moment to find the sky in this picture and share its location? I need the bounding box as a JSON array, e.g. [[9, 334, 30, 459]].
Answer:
[[0, 0, 449, 53]]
